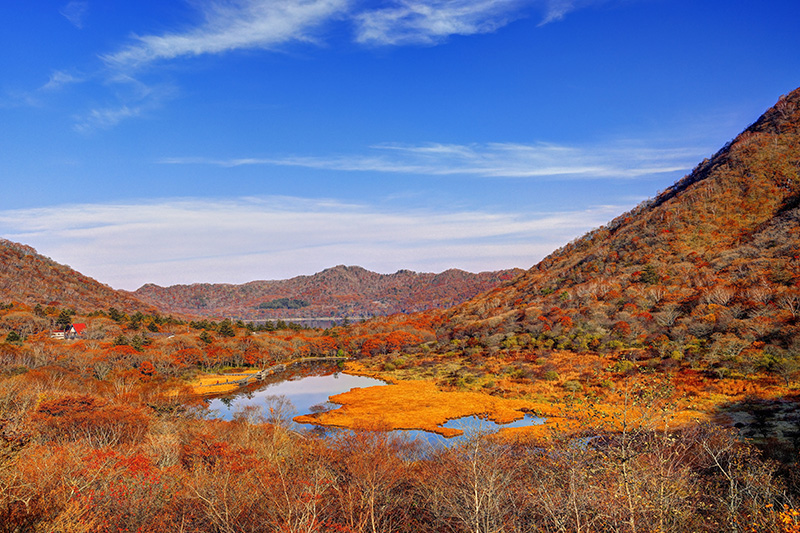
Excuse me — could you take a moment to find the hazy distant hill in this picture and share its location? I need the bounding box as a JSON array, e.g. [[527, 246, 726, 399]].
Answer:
[[444, 88, 800, 371], [135, 265, 523, 321], [0, 239, 154, 314]]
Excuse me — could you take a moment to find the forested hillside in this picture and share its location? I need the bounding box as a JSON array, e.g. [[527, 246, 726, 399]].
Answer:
[[0, 239, 154, 314], [443, 87, 800, 379], [135, 265, 522, 320]]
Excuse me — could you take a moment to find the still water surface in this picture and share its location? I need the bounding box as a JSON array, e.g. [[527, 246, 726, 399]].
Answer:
[[208, 371, 543, 445], [208, 372, 386, 422]]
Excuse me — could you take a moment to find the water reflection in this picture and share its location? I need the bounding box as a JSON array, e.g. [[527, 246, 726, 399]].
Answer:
[[207, 372, 386, 422], [310, 413, 544, 447], [208, 370, 544, 444], [391, 414, 544, 446]]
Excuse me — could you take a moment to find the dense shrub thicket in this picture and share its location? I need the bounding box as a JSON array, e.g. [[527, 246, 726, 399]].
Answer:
[[0, 361, 797, 533]]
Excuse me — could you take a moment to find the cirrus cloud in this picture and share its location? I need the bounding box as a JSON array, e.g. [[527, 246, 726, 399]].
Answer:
[[160, 139, 708, 180], [354, 0, 528, 46], [102, 0, 615, 70], [48, 0, 622, 130], [60, 1, 89, 29], [103, 0, 350, 69]]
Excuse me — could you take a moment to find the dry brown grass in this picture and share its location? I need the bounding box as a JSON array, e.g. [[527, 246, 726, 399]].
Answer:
[[188, 350, 798, 441], [190, 369, 260, 395], [332, 349, 796, 440], [295, 379, 539, 437]]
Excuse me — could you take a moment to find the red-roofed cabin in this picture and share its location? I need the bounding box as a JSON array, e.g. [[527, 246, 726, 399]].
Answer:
[[51, 323, 87, 340], [70, 323, 86, 338]]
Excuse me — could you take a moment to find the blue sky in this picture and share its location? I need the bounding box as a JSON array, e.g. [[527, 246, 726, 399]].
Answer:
[[1, 0, 799, 290]]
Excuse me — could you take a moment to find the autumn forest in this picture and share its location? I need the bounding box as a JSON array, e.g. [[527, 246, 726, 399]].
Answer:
[[2, 88, 800, 532]]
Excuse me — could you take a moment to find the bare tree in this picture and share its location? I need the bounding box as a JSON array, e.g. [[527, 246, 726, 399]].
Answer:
[[424, 431, 519, 533]]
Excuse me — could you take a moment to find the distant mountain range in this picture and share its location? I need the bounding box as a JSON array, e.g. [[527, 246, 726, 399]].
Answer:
[[0, 237, 521, 320], [134, 265, 523, 321]]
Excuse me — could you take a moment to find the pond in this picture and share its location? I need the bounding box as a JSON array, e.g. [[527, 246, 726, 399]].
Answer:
[[207, 368, 544, 445], [207, 372, 386, 423]]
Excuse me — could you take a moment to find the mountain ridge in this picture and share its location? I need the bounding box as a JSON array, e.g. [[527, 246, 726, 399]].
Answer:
[[0, 236, 522, 321], [134, 264, 523, 320], [0, 238, 156, 314], [442, 87, 800, 373]]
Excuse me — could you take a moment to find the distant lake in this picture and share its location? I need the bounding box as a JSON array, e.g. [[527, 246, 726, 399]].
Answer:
[[207, 368, 543, 444]]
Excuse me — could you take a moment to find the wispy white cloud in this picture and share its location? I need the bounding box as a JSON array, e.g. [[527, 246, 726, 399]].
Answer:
[[101, 0, 611, 70], [353, 0, 621, 45], [72, 77, 177, 133], [60, 1, 89, 29], [537, 0, 616, 26], [103, 0, 534, 68], [538, 0, 575, 24], [63, 0, 351, 130], [161, 140, 708, 179], [100, 0, 613, 71], [354, 0, 527, 46], [0, 70, 84, 109], [41, 70, 83, 91], [73, 105, 142, 133], [103, 0, 349, 69], [0, 197, 620, 289], [27, 0, 629, 131], [37, 0, 615, 131]]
